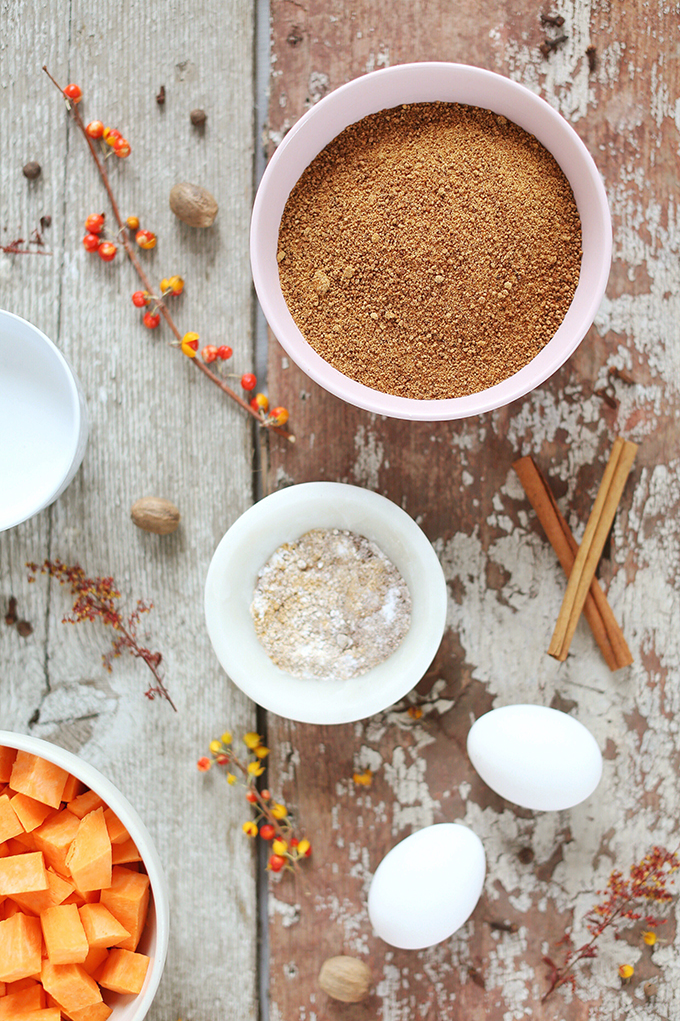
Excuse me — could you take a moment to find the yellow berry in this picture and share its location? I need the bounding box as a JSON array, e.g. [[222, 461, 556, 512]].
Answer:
[[168, 275, 185, 295], [181, 332, 200, 358], [643, 931, 657, 946], [227, 773, 237, 785], [272, 839, 288, 855], [221, 731, 233, 745], [209, 739, 221, 754], [619, 964, 634, 980], [254, 745, 270, 759], [242, 821, 258, 837], [126, 215, 140, 230], [243, 732, 262, 750], [270, 803, 287, 819], [160, 278, 171, 293]]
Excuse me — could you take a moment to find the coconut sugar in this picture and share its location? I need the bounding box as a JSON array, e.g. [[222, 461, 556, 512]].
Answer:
[[250, 528, 411, 680], [277, 102, 582, 400]]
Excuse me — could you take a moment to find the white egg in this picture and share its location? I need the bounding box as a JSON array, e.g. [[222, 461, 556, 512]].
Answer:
[[367, 823, 486, 949], [467, 704, 603, 811]]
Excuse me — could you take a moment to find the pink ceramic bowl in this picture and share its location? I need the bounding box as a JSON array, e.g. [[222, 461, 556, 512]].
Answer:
[[251, 62, 611, 421]]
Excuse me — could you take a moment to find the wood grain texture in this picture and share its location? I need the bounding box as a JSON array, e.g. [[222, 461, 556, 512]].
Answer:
[[1, 2, 258, 1019], [265, 2, 680, 1019]]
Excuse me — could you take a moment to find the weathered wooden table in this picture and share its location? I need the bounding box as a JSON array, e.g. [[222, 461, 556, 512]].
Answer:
[[2, 2, 679, 1020]]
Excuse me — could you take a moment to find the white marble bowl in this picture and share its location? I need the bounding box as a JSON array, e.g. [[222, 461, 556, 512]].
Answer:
[[251, 62, 612, 421], [0, 731, 169, 1021], [204, 482, 448, 724], [0, 310, 88, 530]]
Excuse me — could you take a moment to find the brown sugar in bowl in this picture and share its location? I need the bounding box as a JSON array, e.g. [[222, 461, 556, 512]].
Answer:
[[251, 63, 612, 421]]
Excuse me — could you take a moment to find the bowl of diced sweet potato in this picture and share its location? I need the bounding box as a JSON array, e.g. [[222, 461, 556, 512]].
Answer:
[[0, 731, 169, 1021]]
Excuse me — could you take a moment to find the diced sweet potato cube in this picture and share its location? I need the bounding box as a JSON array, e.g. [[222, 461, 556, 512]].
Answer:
[[97, 948, 150, 995], [41, 903, 89, 965], [0, 913, 43, 982], [66, 792, 105, 821], [99, 867, 149, 952], [102, 808, 129, 846], [9, 754, 69, 810], [0, 748, 17, 784], [10, 868, 74, 915], [0, 843, 10, 858], [70, 1003, 113, 1021], [11, 831, 37, 851], [111, 838, 141, 865], [5, 977, 39, 992], [81, 945, 108, 977], [0, 980, 44, 1016], [78, 903, 130, 949], [0, 795, 24, 843], [33, 812, 79, 876], [61, 774, 85, 803], [0, 853, 47, 896], [0, 899, 22, 919], [62, 887, 99, 907], [65, 810, 111, 893], [10, 794, 54, 834], [40, 961, 102, 1013]]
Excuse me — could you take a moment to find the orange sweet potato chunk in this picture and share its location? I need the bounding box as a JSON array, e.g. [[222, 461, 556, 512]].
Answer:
[[0, 852, 48, 896], [61, 773, 85, 803], [78, 903, 130, 949], [0, 748, 17, 784], [0, 912, 43, 982], [0, 980, 44, 1016], [0, 795, 24, 843], [9, 753, 69, 810], [67, 792, 105, 821], [81, 945, 108, 977], [111, 838, 141, 865], [99, 867, 149, 952], [41, 903, 89, 965], [10, 794, 54, 834], [10, 868, 74, 916], [65, 810, 112, 893], [97, 948, 150, 995], [40, 961, 102, 1013], [33, 811, 79, 876], [70, 1003, 113, 1021], [102, 808, 129, 846], [12, 1011, 61, 1021]]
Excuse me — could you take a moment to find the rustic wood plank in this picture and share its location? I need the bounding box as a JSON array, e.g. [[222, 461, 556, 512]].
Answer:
[[1, 2, 259, 1019], [265, 2, 680, 1019]]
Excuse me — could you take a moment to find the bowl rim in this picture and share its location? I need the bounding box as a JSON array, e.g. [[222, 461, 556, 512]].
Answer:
[[0, 309, 88, 529], [251, 61, 612, 421], [0, 730, 169, 1021], [204, 482, 448, 724]]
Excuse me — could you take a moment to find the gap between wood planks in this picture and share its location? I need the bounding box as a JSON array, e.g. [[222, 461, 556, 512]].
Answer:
[[254, 2, 273, 1021]]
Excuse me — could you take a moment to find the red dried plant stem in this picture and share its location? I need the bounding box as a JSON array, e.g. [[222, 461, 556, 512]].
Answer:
[[227, 750, 290, 840], [104, 613, 177, 712], [42, 66, 294, 442]]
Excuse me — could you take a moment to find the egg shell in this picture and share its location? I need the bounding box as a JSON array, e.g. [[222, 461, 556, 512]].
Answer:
[[467, 704, 603, 811], [367, 823, 486, 949]]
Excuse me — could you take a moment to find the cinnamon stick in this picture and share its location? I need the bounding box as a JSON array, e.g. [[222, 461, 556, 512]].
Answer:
[[512, 456, 632, 670], [547, 437, 638, 662]]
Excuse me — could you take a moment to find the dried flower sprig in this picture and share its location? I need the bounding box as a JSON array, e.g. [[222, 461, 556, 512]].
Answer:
[[198, 732, 311, 873], [42, 68, 293, 442], [27, 559, 176, 711], [542, 845, 679, 1001]]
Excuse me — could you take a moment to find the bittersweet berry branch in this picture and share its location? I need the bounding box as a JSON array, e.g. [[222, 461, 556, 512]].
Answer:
[[42, 66, 294, 443]]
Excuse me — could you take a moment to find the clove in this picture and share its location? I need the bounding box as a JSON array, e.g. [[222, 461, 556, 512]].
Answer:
[[487, 919, 519, 933], [586, 44, 597, 72], [540, 13, 565, 26], [156, 85, 166, 106], [540, 33, 568, 57]]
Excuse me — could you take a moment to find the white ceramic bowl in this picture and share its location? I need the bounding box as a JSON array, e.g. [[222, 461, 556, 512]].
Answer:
[[204, 482, 448, 724], [0, 310, 88, 530], [0, 730, 169, 1021], [251, 62, 612, 421]]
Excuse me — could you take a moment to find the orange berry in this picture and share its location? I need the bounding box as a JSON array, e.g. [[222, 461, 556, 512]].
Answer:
[[136, 229, 157, 250], [85, 120, 104, 139], [201, 345, 218, 364], [126, 215, 140, 231], [63, 84, 82, 103], [181, 332, 200, 357], [250, 393, 269, 413], [269, 406, 289, 426], [113, 138, 131, 158]]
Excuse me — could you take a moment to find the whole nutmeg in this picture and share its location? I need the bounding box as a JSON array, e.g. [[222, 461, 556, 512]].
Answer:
[[131, 497, 181, 535], [318, 956, 371, 1003], [23, 161, 41, 180], [190, 108, 207, 127], [169, 182, 218, 228]]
